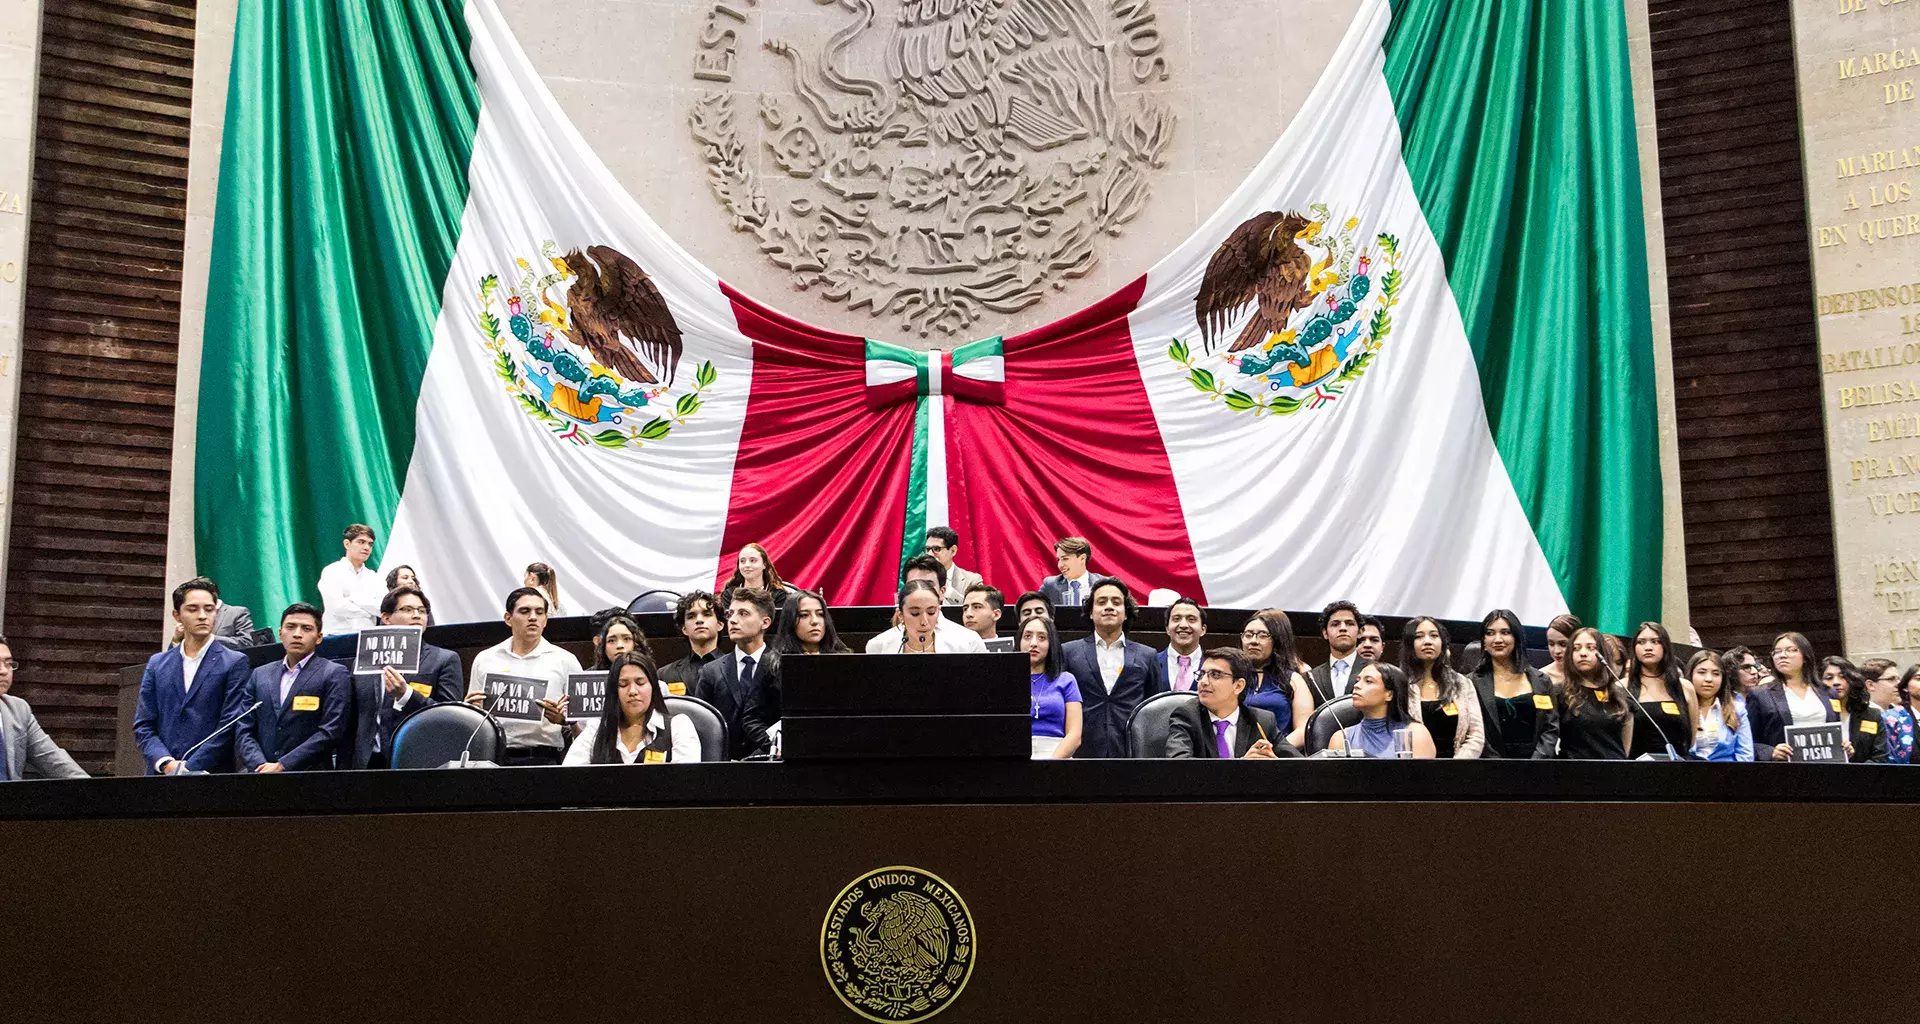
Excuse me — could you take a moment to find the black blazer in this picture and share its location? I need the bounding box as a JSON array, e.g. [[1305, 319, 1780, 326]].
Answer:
[[1470, 664, 1560, 759], [343, 643, 464, 769], [658, 650, 720, 692], [1164, 702, 1299, 758], [235, 657, 352, 770], [697, 650, 777, 760], [1305, 660, 1359, 708], [1747, 680, 1840, 756], [1061, 635, 1168, 759], [1850, 704, 1889, 763]]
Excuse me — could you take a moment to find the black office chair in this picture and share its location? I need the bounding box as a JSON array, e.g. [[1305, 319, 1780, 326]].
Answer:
[[1302, 696, 1362, 755], [391, 703, 504, 768], [664, 695, 729, 762], [1126, 691, 1198, 758], [627, 589, 681, 615]]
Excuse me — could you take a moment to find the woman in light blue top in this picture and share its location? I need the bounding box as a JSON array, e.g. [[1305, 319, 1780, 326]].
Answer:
[[1326, 663, 1435, 758], [1690, 650, 1752, 761]]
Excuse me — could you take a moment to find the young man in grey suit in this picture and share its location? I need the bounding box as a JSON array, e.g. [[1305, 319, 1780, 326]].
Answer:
[[348, 586, 465, 768], [0, 637, 88, 780], [1060, 577, 1167, 757], [924, 526, 982, 605]]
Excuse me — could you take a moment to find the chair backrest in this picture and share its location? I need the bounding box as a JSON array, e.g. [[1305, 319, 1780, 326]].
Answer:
[[1145, 588, 1181, 608], [664, 695, 728, 762], [1127, 690, 1198, 758], [391, 703, 503, 768], [1303, 696, 1361, 755], [628, 589, 682, 615]]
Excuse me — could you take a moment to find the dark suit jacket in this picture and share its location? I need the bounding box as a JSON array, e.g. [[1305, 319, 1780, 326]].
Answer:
[[1062, 634, 1167, 758], [1306, 660, 1361, 708], [1040, 574, 1095, 607], [658, 650, 721, 693], [131, 642, 253, 774], [1747, 680, 1840, 756], [344, 644, 464, 769], [1164, 702, 1300, 758], [1470, 664, 1560, 759], [235, 656, 351, 770], [697, 650, 776, 760], [1850, 704, 1889, 763]]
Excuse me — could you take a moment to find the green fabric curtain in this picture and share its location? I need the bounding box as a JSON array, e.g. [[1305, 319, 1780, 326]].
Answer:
[[1384, 0, 1661, 633], [198, 0, 478, 620]]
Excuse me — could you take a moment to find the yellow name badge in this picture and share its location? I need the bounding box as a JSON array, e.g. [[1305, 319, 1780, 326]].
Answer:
[[1442, 702, 1459, 716], [643, 749, 667, 763], [1661, 702, 1681, 716], [1831, 698, 1844, 713], [1594, 689, 1610, 703], [666, 682, 686, 696], [1862, 719, 1880, 735], [409, 682, 433, 699], [1533, 693, 1554, 710], [291, 695, 320, 712]]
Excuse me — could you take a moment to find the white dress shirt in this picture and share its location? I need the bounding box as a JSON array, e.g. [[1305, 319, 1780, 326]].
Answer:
[[317, 557, 386, 634], [179, 641, 209, 695], [469, 637, 584, 752], [1328, 655, 1355, 696], [863, 617, 990, 654], [1163, 646, 1201, 692], [563, 711, 701, 764], [1094, 632, 1128, 690]]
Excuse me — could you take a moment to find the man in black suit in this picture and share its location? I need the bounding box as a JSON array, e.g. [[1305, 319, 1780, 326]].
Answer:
[[1307, 600, 1363, 705], [658, 591, 723, 691], [1061, 576, 1167, 758], [236, 604, 351, 772], [697, 588, 776, 759], [346, 586, 465, 769], [1166, 649, 1294, 758]]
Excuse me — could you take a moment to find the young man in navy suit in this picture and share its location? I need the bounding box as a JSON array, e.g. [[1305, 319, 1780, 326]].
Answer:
[[235, 604, 351, 772], [133, 577, 255, 774], [1061, 577, 1167, 757], [347, 585, 465, 769]]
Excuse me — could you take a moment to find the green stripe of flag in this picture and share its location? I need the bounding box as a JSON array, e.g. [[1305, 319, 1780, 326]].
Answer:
[[198, 0, 480, 618], [899, 396, 932, 587], [1383, 0, 1660, 632]]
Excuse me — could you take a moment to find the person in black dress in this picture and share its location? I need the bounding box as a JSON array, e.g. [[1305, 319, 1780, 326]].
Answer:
[[1820, 657, 1888, 763], [1626, 621, 1698, 759], [1470, 608, 1558, 759], [1556, 627, 1633, 759]]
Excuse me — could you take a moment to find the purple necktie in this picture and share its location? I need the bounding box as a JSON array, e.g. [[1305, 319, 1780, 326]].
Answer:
[[1176, 654, 1192, 691], [1214, 719, 1232, 759]]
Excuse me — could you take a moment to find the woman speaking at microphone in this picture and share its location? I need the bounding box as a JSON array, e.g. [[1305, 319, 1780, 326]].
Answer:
[[1555, 627, 1632, 759], [564, 652, 700, 764], [880, 579, 985, 653]]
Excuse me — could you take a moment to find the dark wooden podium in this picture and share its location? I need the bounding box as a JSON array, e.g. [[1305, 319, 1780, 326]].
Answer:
[[781, 653, 1030, 759]]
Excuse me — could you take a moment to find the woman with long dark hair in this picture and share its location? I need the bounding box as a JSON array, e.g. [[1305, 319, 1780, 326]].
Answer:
[[562, 652, 700, 764], [1687, 649, 1751, 762], [590, 613, 652, 669], [1541, 613, 1581, 687], [1239, 608, 1314, 749], [1627, 622, 1699, 759], [1821, 657, 1887, 763], [1325, 663, 1435, 758], [769, 590, 850, 655], [1556, 627, 1632, 759], [1887, 666, 1920, 763], [1470, 609, 1559, 759], [1748, 632, 1834, 762], [1399, 616, 1483, 757], [1022, 615, 1082, 759]]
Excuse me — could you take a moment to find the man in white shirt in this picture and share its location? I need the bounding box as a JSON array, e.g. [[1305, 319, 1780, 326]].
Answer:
[[1160, 597, 1207, 692], [864, 561, 988, 653], [1309, 600, 1363, 703], [317, 523, 386, 635], [466, 587, 582, 764]]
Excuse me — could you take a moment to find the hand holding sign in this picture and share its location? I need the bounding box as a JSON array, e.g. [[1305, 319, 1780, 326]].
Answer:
[[482, 674, 548, 722], [355, 627, 423, 676]]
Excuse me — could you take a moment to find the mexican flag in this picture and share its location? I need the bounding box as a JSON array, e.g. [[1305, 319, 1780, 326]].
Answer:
[[198, 0, 1659, 630]]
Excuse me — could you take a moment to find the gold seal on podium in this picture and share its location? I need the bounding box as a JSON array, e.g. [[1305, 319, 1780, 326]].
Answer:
[[820, 866, 976, 1022]]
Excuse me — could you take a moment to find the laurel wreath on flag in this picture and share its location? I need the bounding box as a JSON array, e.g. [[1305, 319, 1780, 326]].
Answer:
[[477, 267, 716, 450], [1169, 231, 1403, 417]]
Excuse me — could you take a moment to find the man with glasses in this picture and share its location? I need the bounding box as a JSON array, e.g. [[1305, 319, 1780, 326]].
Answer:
[[0, 636, 89, 780], [924, 526, 982, 605], [1164, 649, 1294, 758]]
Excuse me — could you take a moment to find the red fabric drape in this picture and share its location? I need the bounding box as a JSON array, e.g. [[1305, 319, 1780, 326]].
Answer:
[[946, 277, 1205, 603], [716, 285, 914, 604]]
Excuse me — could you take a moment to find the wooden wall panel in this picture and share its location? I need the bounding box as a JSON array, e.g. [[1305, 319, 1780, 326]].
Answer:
[[3, 0, 196, 775], [1650, 0, 1841, 653]]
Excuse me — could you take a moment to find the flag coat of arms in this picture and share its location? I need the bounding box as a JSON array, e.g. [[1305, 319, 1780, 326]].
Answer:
[[199, 0, 1659, 630]]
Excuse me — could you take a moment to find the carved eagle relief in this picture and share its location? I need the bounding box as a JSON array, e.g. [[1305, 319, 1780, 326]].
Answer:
[[1195, 211, 1317, 354], [562, 245, 684, 385]]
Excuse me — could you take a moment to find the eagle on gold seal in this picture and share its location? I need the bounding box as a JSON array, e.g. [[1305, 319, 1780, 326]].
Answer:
[[821, 866, 976, 1023]]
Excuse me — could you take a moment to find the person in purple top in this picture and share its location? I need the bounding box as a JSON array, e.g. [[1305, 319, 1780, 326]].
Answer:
[[1023, 615, 1082, 759]]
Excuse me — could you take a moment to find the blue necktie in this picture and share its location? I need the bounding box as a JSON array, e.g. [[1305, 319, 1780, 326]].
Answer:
[[0, 719, 12, 781], [1070, 580, 1081, 605]]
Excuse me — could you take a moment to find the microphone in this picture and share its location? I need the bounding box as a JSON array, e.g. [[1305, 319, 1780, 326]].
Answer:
[[1615, 672, 1682, 760], [170, 700, 264, 774], [457, 692, 500, 768]]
